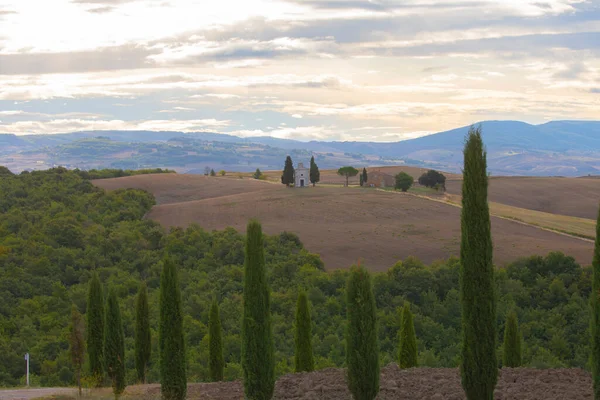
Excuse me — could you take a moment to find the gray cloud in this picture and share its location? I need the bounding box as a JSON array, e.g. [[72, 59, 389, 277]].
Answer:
[[87, 6, 116, 13], [71, 0, 134, 4], [0, 44, 159, 75], [362, 32, 600, 58], [554, 62, 589, 80]]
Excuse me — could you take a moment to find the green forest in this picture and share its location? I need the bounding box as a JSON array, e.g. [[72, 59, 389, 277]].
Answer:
[[0, 166, 593, 387]]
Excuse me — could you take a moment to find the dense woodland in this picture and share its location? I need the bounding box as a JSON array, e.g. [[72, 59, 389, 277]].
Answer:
[[0, 166, 593, 387]]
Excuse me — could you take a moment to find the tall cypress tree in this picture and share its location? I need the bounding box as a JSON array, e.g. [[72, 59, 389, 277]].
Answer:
[[242, 220, 275, 400], [294, 291, 314, 372], [362, 168, 368, 185], [460, 126, 497, 400], [591, 205, 600, 399], [281, 156, 295, 187], [309, 156, 320, 187], [159, 258, 186, 400], [346, 266, 379, 400], [398, 302, 418, 369], [502, 310, 522, 368], [69, 304, 85, 397], [86, 272, 105, 386], [135, 282, 151, 383], [209, 299, 225, 382], [104, 288, 126, 399]]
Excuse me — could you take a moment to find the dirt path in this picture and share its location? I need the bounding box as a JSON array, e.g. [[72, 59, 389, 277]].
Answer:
[[0, 388, 76, 400]]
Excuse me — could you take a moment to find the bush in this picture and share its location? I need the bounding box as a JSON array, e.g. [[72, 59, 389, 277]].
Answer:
[[395, 172, 414, 192], [419, 170, 446, 190]]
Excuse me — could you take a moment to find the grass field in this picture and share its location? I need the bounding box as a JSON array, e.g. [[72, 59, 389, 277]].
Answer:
[[94, 174, 594, 270]]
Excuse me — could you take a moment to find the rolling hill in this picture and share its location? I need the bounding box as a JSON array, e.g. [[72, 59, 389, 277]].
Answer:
[[94, 173, 595, 270], [2, 120, 599, 176]]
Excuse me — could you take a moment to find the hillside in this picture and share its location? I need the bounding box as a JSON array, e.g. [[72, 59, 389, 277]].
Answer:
[[0, 167, 596, 391], [94, 174, 594, 269], [2, 120, 599, 176], [446, 176, 600, 220]]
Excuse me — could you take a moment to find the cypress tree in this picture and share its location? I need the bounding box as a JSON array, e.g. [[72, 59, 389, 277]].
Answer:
[[69, 304, 85, 397], [294, 291, 314, 372], [346, 266, 379, 400], [502, 310, 522, 368], [104, 288, 126, 399], [281, 156, 295, 187], [460, 126, 497, 400], [135, 282, 151, 383], [591, 205, 600, 399], [209, 299, 225, 382], [309, 156, 320, 187], [242, 220, 275, 400], [362, 168, 368, 184], [159, 257, 186, 400], [86, 272, 105, 386], [398, 302, 418, 369]]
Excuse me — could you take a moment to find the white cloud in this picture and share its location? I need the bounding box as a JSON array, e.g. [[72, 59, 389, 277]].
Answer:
[[0, 118, 231, 135]]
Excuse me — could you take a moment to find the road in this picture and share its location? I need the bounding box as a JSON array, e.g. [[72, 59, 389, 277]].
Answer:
[[0, 388, 76, 400]]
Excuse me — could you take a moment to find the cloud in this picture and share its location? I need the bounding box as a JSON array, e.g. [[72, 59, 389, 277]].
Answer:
[[1, 118, 231, 135], [0, 44, 160, 75], [86, 6, 116, 13]]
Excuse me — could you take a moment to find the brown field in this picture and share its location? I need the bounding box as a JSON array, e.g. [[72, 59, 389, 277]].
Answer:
[[24, 366, 593, 400], [446, 176, 600, 219], [94, 174, 593, 270]]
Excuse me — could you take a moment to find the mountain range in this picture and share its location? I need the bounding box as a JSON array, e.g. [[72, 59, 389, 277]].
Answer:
[[1, 120, 599, 176]]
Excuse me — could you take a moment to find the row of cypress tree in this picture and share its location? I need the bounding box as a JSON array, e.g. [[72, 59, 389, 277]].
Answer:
[[80, 126, 532, 400], [84, 274, 126, 398]]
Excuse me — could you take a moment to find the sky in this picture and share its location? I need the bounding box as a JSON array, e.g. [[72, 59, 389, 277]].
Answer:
[[0, 0, 599, 141]]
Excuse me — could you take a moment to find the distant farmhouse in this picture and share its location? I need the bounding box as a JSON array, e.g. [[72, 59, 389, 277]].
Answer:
[[364, 170, 395, 188], [294, 162, 309, 187]]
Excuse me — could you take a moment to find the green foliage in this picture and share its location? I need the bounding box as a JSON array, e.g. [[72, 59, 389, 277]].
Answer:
[[0, 166, 597, 389], [87, 272, 105, 386], [337, 166, 359, 187], [242, 220, 275, 400], [219, 170, 226, 176], [159, 258, 186, 400], [346, 266, 379, 400], [210, 169, 216, 177], [398, 302, 417, 369], [135, 282, 151, 383], [69, 304, 85, 396], [0, 166, 14, 176], [253, 168, 263, 180], [209, 299, 225, 382], [362, 168, 368, 184], [460, 126, 497, 400], [592, 205, 600, 399], [418, 170, 446, 190], [309, 156, 320, 186], [394, 172, 414, 192], [294, 291, 314, 372], [503, 310, 522, 368], [281, 156, 295, 186], [77, 168, 175, 180], [104, 288, 126, 398]]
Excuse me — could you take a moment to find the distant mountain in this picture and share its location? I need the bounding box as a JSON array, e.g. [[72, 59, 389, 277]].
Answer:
[[1, 120, 599, 176]]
